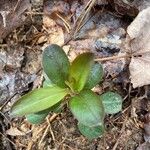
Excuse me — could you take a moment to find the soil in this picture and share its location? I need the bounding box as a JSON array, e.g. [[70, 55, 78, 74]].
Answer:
[[0, 0, 150, 150]]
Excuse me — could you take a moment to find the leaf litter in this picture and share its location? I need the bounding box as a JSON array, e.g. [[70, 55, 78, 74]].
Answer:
[[0, 0, 150, 149], [0, 0, 31, 39], [127, 7, 150, 88]]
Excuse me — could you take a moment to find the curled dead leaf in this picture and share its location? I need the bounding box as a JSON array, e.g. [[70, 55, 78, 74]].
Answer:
[[6, 127, 25, 136], [127, 7, 150, 88], [43, 16, 64, 46]]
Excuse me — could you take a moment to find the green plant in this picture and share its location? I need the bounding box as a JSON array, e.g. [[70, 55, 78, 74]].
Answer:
[[11, 44, 122, 139]]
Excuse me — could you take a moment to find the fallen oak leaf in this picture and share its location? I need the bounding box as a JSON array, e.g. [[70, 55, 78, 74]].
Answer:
[[6, 127, 26, 136], [127, 7, 150, 88], [129, 53, 150, 88], [0, 0, 31, 39]]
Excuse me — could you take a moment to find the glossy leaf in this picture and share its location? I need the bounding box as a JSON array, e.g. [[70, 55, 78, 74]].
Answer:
[[84, 62, 103, 89], [11, 86, 68, 116], [42, 75, 62, 113], [100, 92, 122, 114], [42, 44, 70, 88], [69, 53, 94, 91], [26, 108, 50, 124], [78, 122, 105, 140], [69, 90, 104, 126]]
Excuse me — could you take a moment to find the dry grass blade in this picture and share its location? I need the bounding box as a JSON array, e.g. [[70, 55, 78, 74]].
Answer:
[[112, 117, 128, 150], [0, 132, 17, 147], [74, 0, 97, 36], [27, 113, 59, 150]]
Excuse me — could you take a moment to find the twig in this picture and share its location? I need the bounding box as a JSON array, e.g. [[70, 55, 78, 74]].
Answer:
[[0, 44, 8, 47], [56, 120, 68, 147], [38, 123, 50, 146], [0, 11, 10, 27], [74, 0, 97, 35], [27, 124, 47, 150], [25, 11, 44, 15], [95, 54, 130, 62], [49, 122, 55, 142], [27, 113, 59, 150], [63, 143, 75, 150], [49, 113, 59, 122], [0, 132, 16, 147], [56, 13, 71, 31], [0, 111, 11, 125], [112, 117, 128, 150], [0, 92, 18, 111]]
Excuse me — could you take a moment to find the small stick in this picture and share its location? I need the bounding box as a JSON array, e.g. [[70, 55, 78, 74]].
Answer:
[[95, 54, 130, 62], [0, 44, 8, 47], [27, 113, 59, 150], [112, 117, 127, 150], [56, 13, 71, 30], [38, 123, 50, 146], [0, 92, 18, 111], [49, 122, 55, 142], [25, 11, 44, 15], [75, 0, 97, 34], [0, 131, 16, 147]]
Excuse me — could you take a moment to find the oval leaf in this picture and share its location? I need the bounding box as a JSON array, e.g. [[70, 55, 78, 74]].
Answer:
[[11, 86, 68, 116], [100, 92, 122, 114], [42, 44, 70, 88], [69, 90, 105, 126], [43, 73, 54, 87], [43, 79, 53, 87], [84, 62, 103, 89], [26, 102, 62, 124], [48, 101, 62, 113], [43, 75, 63, 112], [69, 53, 94, 91], [78, 122, 105, 140], [26, 108, 50, 124]]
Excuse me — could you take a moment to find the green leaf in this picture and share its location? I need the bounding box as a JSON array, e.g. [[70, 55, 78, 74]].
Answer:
[[42, 44, 70, 88], [69, 90, 105, 126], [11, 86, 68, 116], [100, 92, 122, 114], [43, 79, 53, 87], [43, 73, 54, 87], [26, 108, 50, 124], [49, 101, 62, 113], [84, 62, 103, 89], [42, 76, 63, 113], [69, 53, 94, 92], [26, 102, 62, 124], [78, 122, 105, 140]]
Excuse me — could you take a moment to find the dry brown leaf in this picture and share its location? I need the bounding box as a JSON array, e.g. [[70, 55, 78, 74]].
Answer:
[[0, 0, 31, 39], [127, 7, 150, 88], [42, 16, 64, 46], [6, 127, 25, 136]]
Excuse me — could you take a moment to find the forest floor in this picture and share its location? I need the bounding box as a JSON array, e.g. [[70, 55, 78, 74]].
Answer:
[[0, 0, 150, 150]]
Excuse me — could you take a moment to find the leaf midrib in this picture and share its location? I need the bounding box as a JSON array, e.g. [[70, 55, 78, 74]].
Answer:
[[13, 89, 66, 114], [79, 94, 101, 125]]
